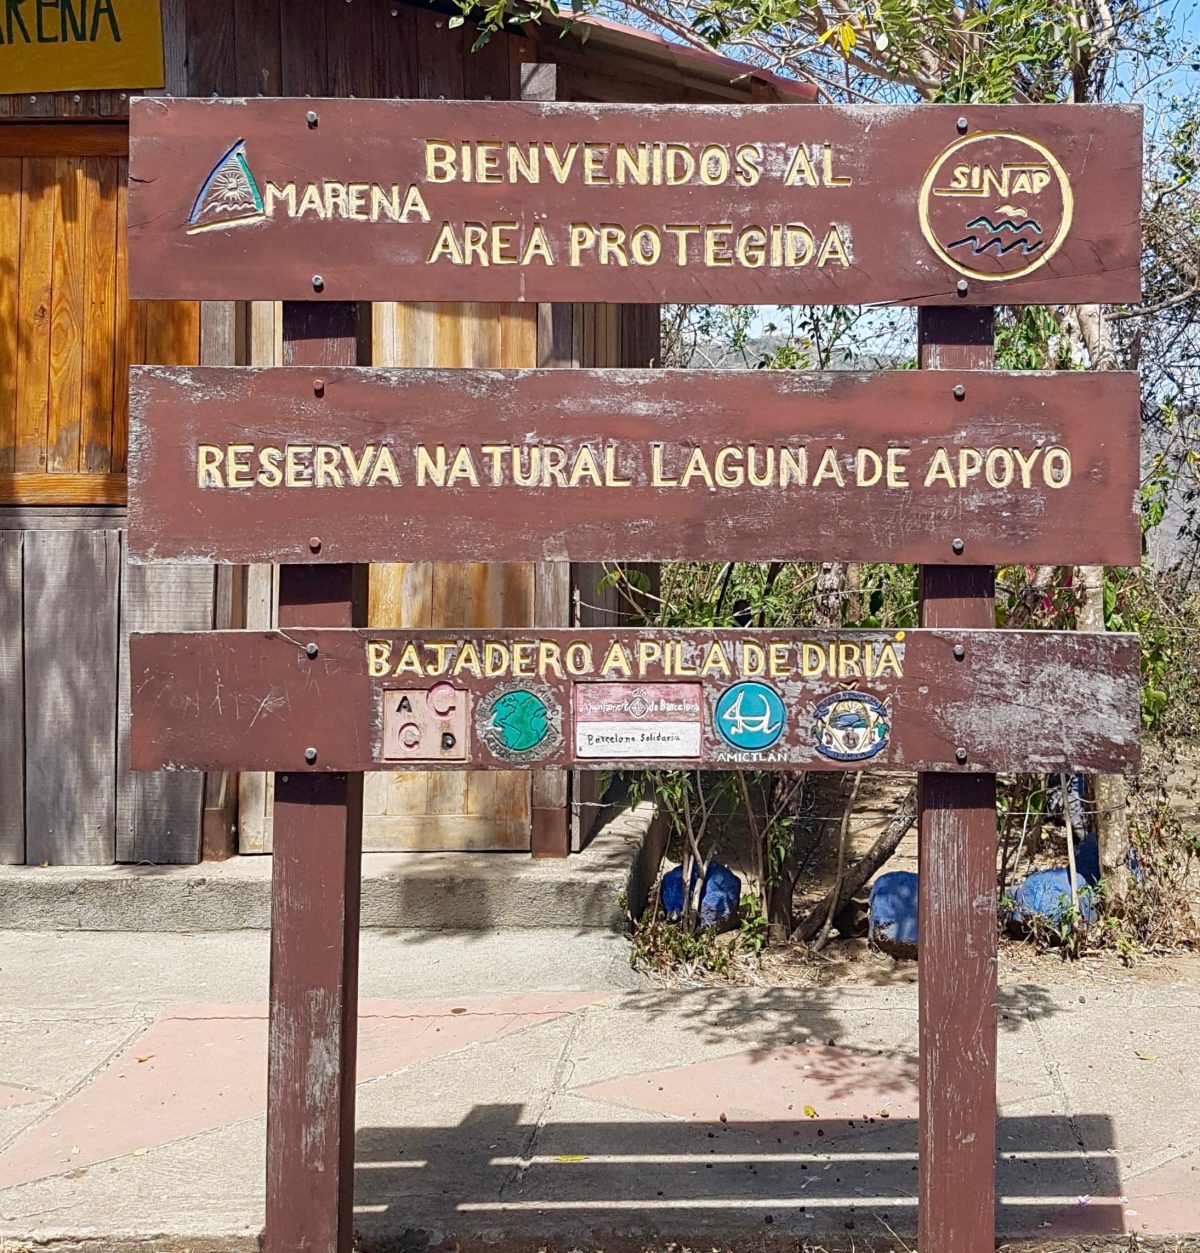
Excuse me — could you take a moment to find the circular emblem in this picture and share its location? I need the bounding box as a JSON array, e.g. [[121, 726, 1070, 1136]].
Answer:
[[714, 681, 786, 752], [477, 684, 560, 762], [812, 691, 889, 762], [919, 131, 1073, 282]]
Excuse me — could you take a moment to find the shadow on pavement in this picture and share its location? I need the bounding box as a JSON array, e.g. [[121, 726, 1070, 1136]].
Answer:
[[354, 1106, 1125, 1249]]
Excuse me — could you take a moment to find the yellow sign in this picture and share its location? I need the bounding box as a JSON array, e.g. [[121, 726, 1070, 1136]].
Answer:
[[0, 0, 164, 94]]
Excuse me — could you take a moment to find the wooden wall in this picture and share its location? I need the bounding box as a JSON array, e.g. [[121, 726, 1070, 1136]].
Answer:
[[0, 117, 209, 865]]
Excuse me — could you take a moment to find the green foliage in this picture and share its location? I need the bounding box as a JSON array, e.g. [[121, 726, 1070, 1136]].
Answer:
[[738, 892, 769, 952], [995, 307, 1079, 372], [630, 914, 737, 977]]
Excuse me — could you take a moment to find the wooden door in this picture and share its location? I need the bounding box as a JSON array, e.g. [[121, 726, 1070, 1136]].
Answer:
[[0, 123, 207, 865]]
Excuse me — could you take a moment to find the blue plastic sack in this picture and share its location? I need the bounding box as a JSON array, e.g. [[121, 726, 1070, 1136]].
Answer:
[[660, 860, 742, 929], [1008, 868, 1098, 927], [869, 870, 919, 948]]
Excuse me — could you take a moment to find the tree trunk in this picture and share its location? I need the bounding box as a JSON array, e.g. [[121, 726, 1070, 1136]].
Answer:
[[1070, 303, 1132, 903], [1075, 562, 1132, 901]]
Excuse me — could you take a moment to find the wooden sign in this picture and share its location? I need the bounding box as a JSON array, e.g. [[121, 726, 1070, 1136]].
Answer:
[[126, 99, 1142, 305], [130, 628, 1140, 775], [127, 366, 1141, 567], [1, 0, 164, 94]]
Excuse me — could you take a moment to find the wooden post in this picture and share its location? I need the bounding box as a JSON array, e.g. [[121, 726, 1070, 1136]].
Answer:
[[265, 301, 366, 1253], [917, 306, 998, 1253], [524, 59, 571, 859]]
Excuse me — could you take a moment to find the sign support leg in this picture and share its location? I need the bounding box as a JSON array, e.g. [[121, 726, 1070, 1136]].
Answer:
[[916, 307, 998, 1252], [265, 302, 366, 1253]]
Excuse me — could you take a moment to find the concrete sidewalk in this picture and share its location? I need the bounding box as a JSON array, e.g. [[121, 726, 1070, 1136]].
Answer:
[[1, 930, 1198, 1251]]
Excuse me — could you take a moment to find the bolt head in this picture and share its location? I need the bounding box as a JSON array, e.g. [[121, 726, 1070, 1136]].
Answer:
[[952, 537, 965, 554], [957, 116, 969, 132], [955, 747, 968, 764], [306, 110, 319, 127], [313, 378, 325, 396], [952, 384, 966, 400], [305, 643, 319, 659], [308, 536, 322, 552], [312, 274, 325, 291], [956, 279, 969, 296], [953, 644, 966, 660], [304, 747, 318, 764]]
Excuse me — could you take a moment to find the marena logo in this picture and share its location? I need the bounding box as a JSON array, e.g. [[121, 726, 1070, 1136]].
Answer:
[[187, 140, 265, 234]]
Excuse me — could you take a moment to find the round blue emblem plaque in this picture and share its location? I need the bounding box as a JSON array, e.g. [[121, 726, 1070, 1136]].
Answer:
[[714, 681, 786, 752]]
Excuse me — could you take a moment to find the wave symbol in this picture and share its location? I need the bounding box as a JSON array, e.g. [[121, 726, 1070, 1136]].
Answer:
[[947, 234, 1046, 258], [964, 215, 1043, 236]]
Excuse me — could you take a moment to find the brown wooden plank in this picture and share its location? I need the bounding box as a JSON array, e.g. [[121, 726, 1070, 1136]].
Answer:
[[279, 0, 328, 96], [198, 298, 243, 861], [129, 626, 1141, 776], [115, 562, 213, 863], [47, 155, 86, 472], [0, 156, 20, 474], [0, 531, 24, 864], [0, 125, 128, 158], [128, 366, 1141, 568], [80, 155, 119, 472], [14, 156, 54, 473], [233, 0, 282, 97], [917, 304, 998, 1253], [0, 504, 126, 528], [416, 7, 464, 101], [25, 528, 120, 865], [187, 0, 238, 96], [325, 0, 375, 99], [127, 100, 1142, 305], [0, 472, 125, 503], [111, 156, 132, 472], [144, 300, 201, 365], [380, 2, 420, 98]]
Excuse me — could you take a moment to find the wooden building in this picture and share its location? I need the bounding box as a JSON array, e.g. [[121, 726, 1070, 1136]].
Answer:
[[0, 0, 813, 866]]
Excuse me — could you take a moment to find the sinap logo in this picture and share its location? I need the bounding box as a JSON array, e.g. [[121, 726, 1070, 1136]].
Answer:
[[919, 131, 1073, 282]]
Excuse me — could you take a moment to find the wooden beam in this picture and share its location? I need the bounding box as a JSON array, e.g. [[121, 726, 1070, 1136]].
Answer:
[[917, 305, 998, 1253], [0, 123, 128, 157], [264, 300, 365, 1253], [0, 473, 126, 505]]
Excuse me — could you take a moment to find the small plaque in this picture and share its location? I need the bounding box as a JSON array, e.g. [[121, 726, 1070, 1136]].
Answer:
[[381, 684, 468, 762], [574, 683, 703, 759]]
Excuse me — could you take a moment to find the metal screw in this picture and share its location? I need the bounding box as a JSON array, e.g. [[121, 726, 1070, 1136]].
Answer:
[[312, 274, 325, 292], [953, 384, 966, 400], [305, 643, 319, 659], [955, 747, 968, 764], [73, 94, 81, 103], [29, 95, 36, 103], [956, 279, 969, 296], [953, 644, 966, 661], [308, 536, 322, 552], [956, 116, 969, 133], [305, 747, 318, 764], [952, 537, 965, 554], [306, 110, 319, 128], [313, 378, 325, 396]]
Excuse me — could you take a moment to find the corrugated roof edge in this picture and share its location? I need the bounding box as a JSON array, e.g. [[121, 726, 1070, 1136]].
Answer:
[[539, 8, 819, 102]]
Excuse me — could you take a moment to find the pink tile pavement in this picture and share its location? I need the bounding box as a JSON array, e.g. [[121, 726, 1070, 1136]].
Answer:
[[0, 992, 603, 1190], [1027, 1151, 1200, 1239], [575, 1042, 1031, 1141]]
